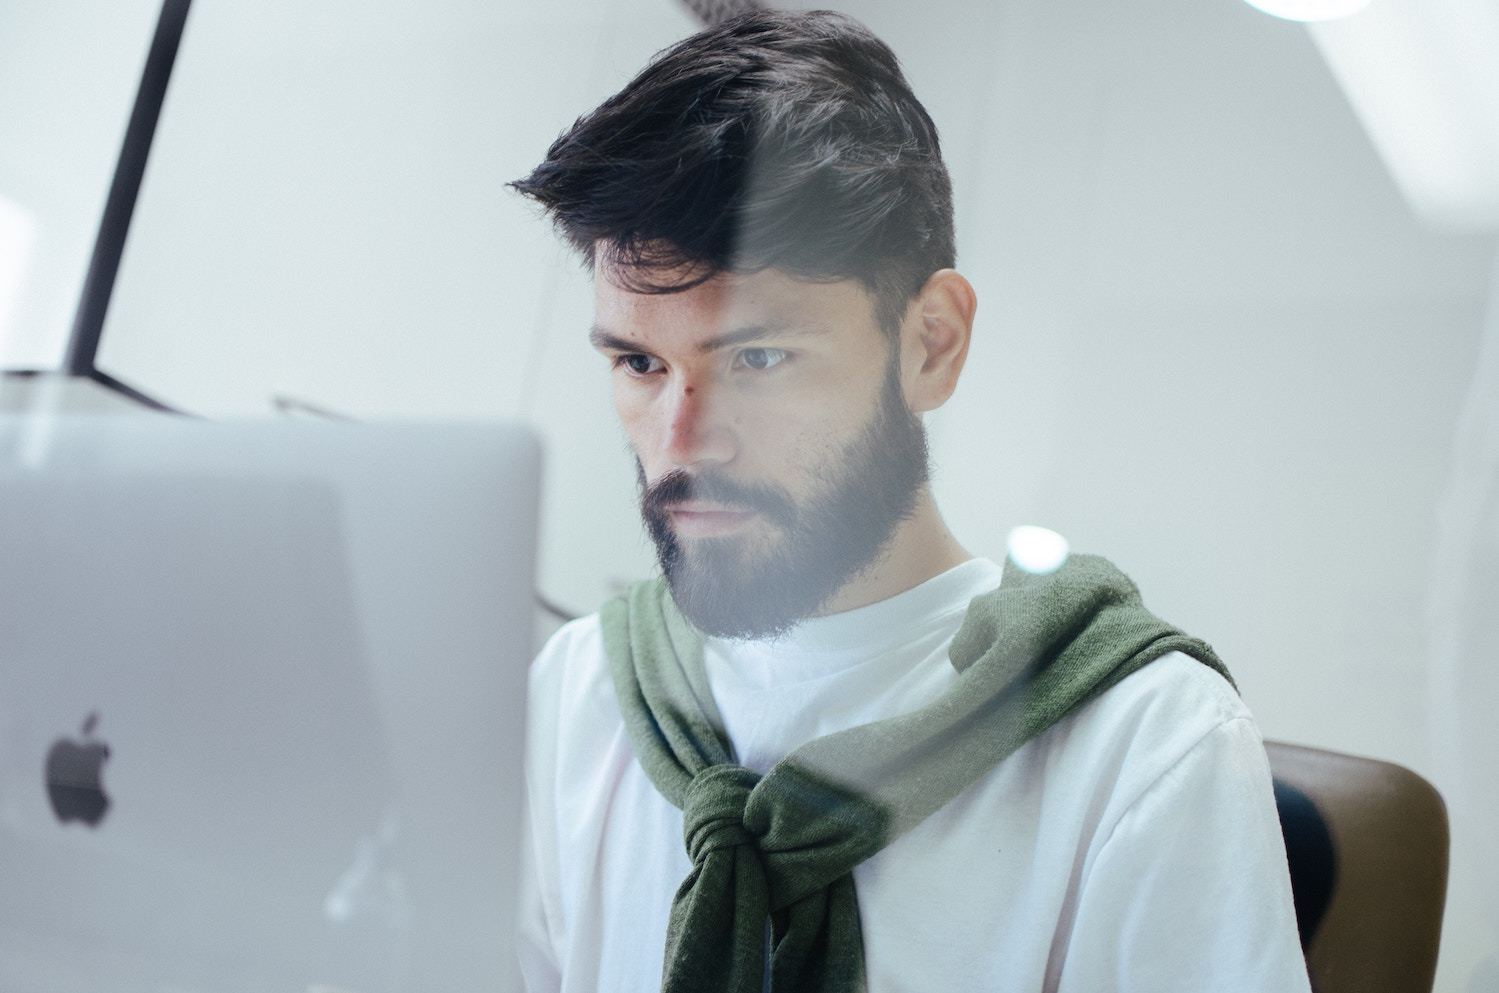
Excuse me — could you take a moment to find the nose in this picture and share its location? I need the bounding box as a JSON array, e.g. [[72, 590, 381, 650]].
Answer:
[[659, 373, 734, 468]]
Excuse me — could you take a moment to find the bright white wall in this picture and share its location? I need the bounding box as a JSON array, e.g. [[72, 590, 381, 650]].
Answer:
[[0, 0, 162, 367], [5, 1, 1498, 988]]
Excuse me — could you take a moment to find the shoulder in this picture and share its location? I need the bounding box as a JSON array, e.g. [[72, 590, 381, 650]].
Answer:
[[525, 612, 635, 826], [528, 612, 622, 736], [1045, 651, 1266, 826], [531, 612, 606, 684], [1090, 650, 1251, 748], [1038, 656, 1309, 992]]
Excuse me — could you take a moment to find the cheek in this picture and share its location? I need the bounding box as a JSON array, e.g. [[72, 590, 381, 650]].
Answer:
[[788, 383, 885, 469], [613, 380, 684, 475], [612, 385, 651, 446], [736, 404, 843, 478]]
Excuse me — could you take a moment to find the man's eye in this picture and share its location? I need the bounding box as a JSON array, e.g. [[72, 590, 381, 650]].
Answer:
[[735, 347, 789, 371], [617, 354, 664, 376]]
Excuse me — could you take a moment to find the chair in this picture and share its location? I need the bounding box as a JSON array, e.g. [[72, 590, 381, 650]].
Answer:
[[1265, 740, 1450, 993]]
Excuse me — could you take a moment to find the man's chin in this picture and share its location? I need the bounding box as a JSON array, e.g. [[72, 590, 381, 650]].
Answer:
[[660, 545, 817, 640], [665, 582, 812, 640]]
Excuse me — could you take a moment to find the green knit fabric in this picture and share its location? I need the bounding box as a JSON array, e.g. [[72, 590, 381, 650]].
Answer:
[[600, 553, 1233, 993]]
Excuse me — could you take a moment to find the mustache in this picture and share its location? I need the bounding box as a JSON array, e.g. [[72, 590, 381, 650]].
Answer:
[[641, 468, 797, 524]]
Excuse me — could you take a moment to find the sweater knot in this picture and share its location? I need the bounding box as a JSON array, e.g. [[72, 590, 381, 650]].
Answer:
[[682, 764, 761, 864]]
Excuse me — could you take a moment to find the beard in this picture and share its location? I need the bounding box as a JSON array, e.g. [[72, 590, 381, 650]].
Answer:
[[638, 363, 930, 640]]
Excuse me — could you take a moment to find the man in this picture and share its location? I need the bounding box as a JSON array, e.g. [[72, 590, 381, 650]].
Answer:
[[512, 10, 1310, 992]]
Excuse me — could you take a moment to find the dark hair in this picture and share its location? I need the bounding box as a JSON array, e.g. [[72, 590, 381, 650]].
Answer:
[[510, 9, 955, 334]]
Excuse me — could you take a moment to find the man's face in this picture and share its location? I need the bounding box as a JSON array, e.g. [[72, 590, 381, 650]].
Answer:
[[591, 265, 929, 639]]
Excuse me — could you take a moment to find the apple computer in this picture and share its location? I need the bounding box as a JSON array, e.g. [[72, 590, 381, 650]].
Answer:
[[0, 414, 540, 993]]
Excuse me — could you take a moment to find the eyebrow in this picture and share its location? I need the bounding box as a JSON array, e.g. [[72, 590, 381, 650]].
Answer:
[[588, 320, 828, 354]]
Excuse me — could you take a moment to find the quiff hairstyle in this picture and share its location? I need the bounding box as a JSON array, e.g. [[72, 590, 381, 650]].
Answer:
[[510, 9, 956, 335]]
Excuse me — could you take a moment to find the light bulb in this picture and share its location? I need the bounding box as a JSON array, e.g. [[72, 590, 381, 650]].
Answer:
[[1242, 0, 1374, 21]]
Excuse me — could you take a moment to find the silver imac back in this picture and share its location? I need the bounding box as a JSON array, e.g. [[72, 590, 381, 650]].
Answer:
[[0, 415, 540, 993]]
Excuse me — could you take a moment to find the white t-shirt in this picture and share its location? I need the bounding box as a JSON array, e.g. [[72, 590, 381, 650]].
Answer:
[[518, 558, 1312, 993]]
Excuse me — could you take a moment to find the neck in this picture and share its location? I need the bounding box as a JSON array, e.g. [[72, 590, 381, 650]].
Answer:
[[815, 487, 971, 617]]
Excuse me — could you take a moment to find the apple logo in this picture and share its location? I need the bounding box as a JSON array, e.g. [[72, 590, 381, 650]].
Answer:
[[45, 712, 112, 827]]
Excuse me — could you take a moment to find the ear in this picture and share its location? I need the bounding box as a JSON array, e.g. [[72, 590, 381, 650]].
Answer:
[[899, 269, 977, 413]]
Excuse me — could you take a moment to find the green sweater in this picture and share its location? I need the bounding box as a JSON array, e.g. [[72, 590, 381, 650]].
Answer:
[[600, 553, 1232, 993]]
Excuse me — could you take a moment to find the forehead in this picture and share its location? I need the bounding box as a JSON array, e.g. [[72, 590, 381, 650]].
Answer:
[[591, 264, 880, 345]]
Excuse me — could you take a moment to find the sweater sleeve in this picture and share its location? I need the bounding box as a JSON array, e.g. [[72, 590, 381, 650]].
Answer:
[[1054, 715, 1312, 993]]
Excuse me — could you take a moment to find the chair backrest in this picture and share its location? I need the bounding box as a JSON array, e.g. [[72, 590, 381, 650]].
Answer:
[[1265, 740, 1450, 993]]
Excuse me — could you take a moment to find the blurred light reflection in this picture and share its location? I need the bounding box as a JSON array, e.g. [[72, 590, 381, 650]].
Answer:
[[1310, 0, 1499, 227], [1006, 525, 1070, 575]]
